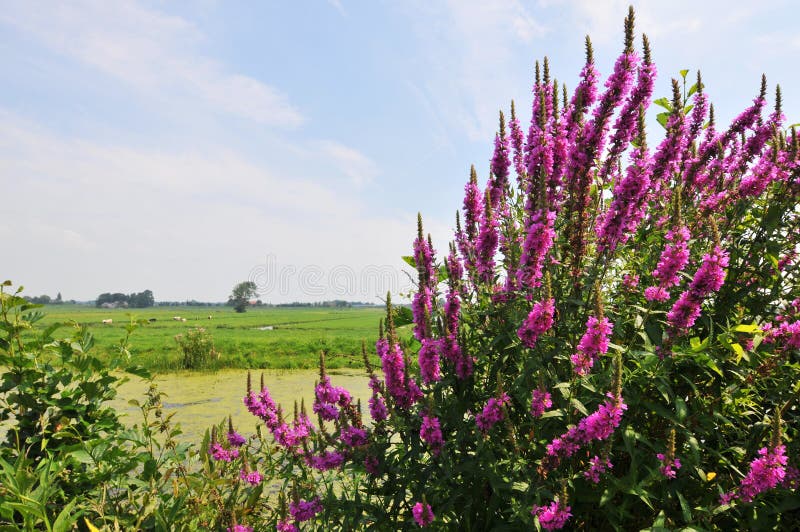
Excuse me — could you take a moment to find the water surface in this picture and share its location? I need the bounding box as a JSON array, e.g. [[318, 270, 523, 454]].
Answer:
[[112, 369, 371, 444]]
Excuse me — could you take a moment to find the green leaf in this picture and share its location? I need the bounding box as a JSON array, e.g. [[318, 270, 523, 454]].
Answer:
[[687, 83, 699, 98], [401, 256, 416, 268], [657, 112, 670, 129], [733, 323, 760, 334], [680, 69, 689, 79], [677, 492, 692, 523], [653, 97, 673, 111]]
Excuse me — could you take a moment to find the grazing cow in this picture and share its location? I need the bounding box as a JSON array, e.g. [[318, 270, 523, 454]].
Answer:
[[102, 319, 113, 325], [148, 318, 157, 323], [207, 315, 212, 320], [181, 318, 187, 322], [173, 316, 182, 321]]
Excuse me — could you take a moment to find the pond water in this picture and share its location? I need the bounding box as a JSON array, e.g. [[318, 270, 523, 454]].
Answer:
[[111, 369, 371, 445]]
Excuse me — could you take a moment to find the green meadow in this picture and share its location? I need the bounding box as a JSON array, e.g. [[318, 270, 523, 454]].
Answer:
[[37, 304, 388, 371]]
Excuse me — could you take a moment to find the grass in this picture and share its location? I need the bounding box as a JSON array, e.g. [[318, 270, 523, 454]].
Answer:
[[37, 304, 389, 372]]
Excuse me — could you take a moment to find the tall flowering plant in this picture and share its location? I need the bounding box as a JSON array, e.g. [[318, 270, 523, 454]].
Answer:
[[224, 7, 799, 529]]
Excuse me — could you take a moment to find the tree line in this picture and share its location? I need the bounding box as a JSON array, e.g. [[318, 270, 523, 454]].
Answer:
[[95, 290, 154, 308]]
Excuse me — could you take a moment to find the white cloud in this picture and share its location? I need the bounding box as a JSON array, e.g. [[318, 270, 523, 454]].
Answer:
[[317, 141, 379, 186], [0, 110, 434, 301], [0, 0, 304, 127], [400, 0, 549, 141]]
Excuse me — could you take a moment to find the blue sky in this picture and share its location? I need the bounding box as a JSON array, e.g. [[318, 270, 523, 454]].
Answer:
[[2, 0, 798, 302]]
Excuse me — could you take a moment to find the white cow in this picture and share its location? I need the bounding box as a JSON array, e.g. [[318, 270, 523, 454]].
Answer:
[[181, 318, 187, 322], [102, 319, 113, 325], [173, 316, 182, 321]]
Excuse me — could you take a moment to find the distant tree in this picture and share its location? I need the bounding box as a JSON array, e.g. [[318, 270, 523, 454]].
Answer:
[[128, 290, 154, 308], [228, 281, 258, 313], [55, 292, 62, 303]]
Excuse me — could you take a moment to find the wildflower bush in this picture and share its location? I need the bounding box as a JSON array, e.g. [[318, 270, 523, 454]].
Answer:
[[176, 326, 219, 369], [222, 8, 800, 530]]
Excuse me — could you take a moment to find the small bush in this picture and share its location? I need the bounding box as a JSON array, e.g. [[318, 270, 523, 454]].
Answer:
[[176, 327, 218, 369]]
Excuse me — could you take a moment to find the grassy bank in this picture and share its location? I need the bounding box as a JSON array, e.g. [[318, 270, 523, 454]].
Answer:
[[37, 304, 387, 371]]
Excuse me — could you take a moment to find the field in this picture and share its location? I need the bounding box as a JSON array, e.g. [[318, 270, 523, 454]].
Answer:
[[36, 304, 389, 371]]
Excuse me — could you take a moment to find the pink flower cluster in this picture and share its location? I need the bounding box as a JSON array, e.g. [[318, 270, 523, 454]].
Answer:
[[530, 387, 553, 418], [227, 430, 246, 447], [378, 337, 422, 409], [667, 246, 729, 332], [644, 226, 690, 302], [209, 442, 239, 462], [420, 414, 444, 456], [518, 209, 556, 289], [721, 445, 787, 504], [570, 315, 613, 376], [656, 453, 682, 479], [531, 500, 572, 530], [418, 337, 441, 385], [546, 394, 627, 465], [313, 375, 352, 421], [340, 425, 368, 448], [239, 469, 262, 486], [584, 455, 612, 484], [476, 392, 511, 434], [290, 497, 323, 522], [412, 501, 435, 527], [517, 298, 555, 348], [227, 525, 253, 532], [368, 375, 388, 422], [244, 379, 317, 454]]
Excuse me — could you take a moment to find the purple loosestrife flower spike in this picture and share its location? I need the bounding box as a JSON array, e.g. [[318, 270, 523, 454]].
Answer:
[[531, 500, 572, 531], [517, 298, 555, 348], [667, 242, 729, 334], [412, 501, 435, 527], [489, 111, 510, 208], [412, 214, 435, 341], [476, 188, 499, 285], [420, 413, 444, 456], [509, 100, 526, 180]]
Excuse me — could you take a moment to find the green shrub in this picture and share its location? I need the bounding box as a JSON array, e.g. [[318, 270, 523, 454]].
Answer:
[[176, 327, 219, 369]]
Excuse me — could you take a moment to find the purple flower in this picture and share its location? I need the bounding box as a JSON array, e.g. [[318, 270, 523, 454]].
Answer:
[[227, 526, 253, 532], [517, 209, 556, 289], [368, 376, 388, 422], [734, 445, 787, 503], [364, 455, 380, 476], [420, 414, 444, 456], [530, 388, 553, 418], [227, 431, 246, 448], [532, 500, 572, 530], [584, 456, 612, 484], [476, 392, 511, 434], [418, 337, 441, 385], [239, 469, 263, 486], [518, 298, 555, 348], [276, 521, 298, 532], [412, 501, 435, 527], [289, 497, 323, 522], [545, 394, 627, 467], [209, 442, 239, 462], [656, 453, 682, 479], [379, 338, 422, 410], [313, 375, 352, 422], [571, 316, 613, 376], [667, 246, 729, 333], [340, 425, 368, 447], [305, 450, 345, 471], [476, 191, 499, 284]]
